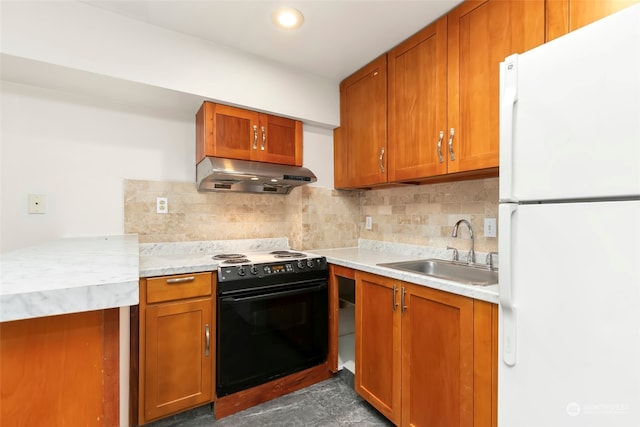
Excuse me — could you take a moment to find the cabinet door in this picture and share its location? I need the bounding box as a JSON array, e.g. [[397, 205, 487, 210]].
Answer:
[[447, 0, 545, 173], [259, 114, 303, 166], [196, 102, 259, 163], [388, 16, 448, 181], [547, 0, 639, 41], [339, 54, 388, 187], [355, 272, 401, 425], [143, 298, 213, 422], [401, 284, 474, 427]]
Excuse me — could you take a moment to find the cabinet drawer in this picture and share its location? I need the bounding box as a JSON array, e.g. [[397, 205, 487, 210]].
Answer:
[[146, 273, 212, 304]]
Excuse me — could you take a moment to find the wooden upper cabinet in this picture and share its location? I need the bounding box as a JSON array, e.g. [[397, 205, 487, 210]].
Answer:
[[196, 102, 302, 166], [547, 0, 639, 41], [339, 54, 388, 188], [447, 0, 545, 174], [388, 16, 448, 182]]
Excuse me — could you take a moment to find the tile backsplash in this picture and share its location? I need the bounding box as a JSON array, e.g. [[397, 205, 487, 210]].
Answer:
[[124, 178, 498, 252]]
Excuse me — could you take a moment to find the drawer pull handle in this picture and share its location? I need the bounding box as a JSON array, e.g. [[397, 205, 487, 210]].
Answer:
[[166, 276, 196, 284]]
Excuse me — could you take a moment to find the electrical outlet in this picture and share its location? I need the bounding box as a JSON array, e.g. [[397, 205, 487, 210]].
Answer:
[[156, 197, 168, 214], [484, 218, 497, 237], [365, 216, 373, 230], [28, 194, 46, 214]]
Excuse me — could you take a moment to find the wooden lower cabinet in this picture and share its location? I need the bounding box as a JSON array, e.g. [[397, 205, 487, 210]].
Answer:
[[1, 310, 119, 427], [355, 271, 497, 427], [135, 273, 215, 425]]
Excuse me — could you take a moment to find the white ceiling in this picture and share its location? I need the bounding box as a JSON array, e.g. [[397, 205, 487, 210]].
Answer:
[[82, 0, 463, 81]]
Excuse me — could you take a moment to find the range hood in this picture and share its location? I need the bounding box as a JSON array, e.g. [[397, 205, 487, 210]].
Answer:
[[196, 157, 317, 194]]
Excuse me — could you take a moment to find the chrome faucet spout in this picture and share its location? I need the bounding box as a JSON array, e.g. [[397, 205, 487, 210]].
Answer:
[[452, 219, 475, 264]]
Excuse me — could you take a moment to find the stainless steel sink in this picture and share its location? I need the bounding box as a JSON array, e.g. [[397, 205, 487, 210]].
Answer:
[[377, 259, 498, 286]]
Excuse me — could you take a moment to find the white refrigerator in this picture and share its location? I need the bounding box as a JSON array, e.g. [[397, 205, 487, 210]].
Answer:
[[498, 4, 640, 427]]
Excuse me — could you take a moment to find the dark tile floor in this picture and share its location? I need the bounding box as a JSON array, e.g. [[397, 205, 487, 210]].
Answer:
[[145, 372, 393, 427]]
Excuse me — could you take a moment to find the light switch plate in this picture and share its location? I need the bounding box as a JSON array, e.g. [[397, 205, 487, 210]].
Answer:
[[365, 216, 373, 230]]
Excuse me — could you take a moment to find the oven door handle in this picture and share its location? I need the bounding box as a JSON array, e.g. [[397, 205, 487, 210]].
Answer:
[[221, 282, 327, 303]]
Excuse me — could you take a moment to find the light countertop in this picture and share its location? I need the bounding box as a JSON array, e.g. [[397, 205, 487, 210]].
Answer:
[[308, 243, 499, 304], [0, 235, 139, 322], [139, 238, 499, 304]]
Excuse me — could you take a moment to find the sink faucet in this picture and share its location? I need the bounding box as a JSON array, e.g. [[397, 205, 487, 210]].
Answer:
[[452, 219, 475, 264]]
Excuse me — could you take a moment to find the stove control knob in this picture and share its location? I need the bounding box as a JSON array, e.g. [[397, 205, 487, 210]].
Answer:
[[306, 259, 315, 269], [296, 260, 305, 269], [250, 266, 258, 275], [263, 266, 271, 274], [237, 266, 246, 276]]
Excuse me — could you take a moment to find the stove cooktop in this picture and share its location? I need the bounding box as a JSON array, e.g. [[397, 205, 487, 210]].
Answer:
[[214, 250, 327, 288], [212, 250, 310, 265]]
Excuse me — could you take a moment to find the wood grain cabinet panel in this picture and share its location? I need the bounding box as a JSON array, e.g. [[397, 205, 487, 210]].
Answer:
[[355, 272, 401, 424], [388, 16, 448, 182], [196, 102, 302, 166], [547, 0, 639, 41], [447, 0, 545, 174], [355, 271, 498, 427], [0, 310, 119, 427], [135, 272, 215, 426], [401, 284, 474, 427], [338, 54, 388, 188], [143, 298, 213, 422]]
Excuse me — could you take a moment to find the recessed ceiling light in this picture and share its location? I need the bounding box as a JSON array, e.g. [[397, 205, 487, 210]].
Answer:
[[272, 7, 304, 30]]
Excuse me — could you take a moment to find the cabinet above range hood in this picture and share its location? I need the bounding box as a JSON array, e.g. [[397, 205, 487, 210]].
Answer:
[[196, 157, 316, 195]]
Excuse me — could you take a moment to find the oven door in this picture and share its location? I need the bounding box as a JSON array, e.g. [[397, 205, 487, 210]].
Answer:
[[216, 280, 328, 397]]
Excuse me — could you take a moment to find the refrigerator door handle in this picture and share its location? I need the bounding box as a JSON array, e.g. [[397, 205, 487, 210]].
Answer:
[[499, 203, 517, 367], [499, 54, 519, 202]]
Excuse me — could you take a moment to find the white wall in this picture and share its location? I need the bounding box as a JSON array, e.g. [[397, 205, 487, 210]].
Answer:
[[0, 81, 334, 252], [0, 0, 339, 127], [0, 0, 338, 253]]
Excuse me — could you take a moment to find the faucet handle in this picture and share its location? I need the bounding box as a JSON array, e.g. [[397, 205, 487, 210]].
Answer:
[[485, 252, 498, 270], [446, 246, 459, 262]]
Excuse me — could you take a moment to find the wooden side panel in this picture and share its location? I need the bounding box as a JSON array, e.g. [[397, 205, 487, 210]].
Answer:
[[333, 127, 347, 189], [401, 284, 474, 427], [473, 300, 499, 427], [447, 0, 545, 173], [0, 310, 119, 427], [355, 272, 401, 425], [388, 16, 448, 181], [547, 0, 639, 41], [340, 54, 388, 188]]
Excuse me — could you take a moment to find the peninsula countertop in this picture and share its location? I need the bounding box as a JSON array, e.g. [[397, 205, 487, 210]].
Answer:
[[0, 235, 139, 322]]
